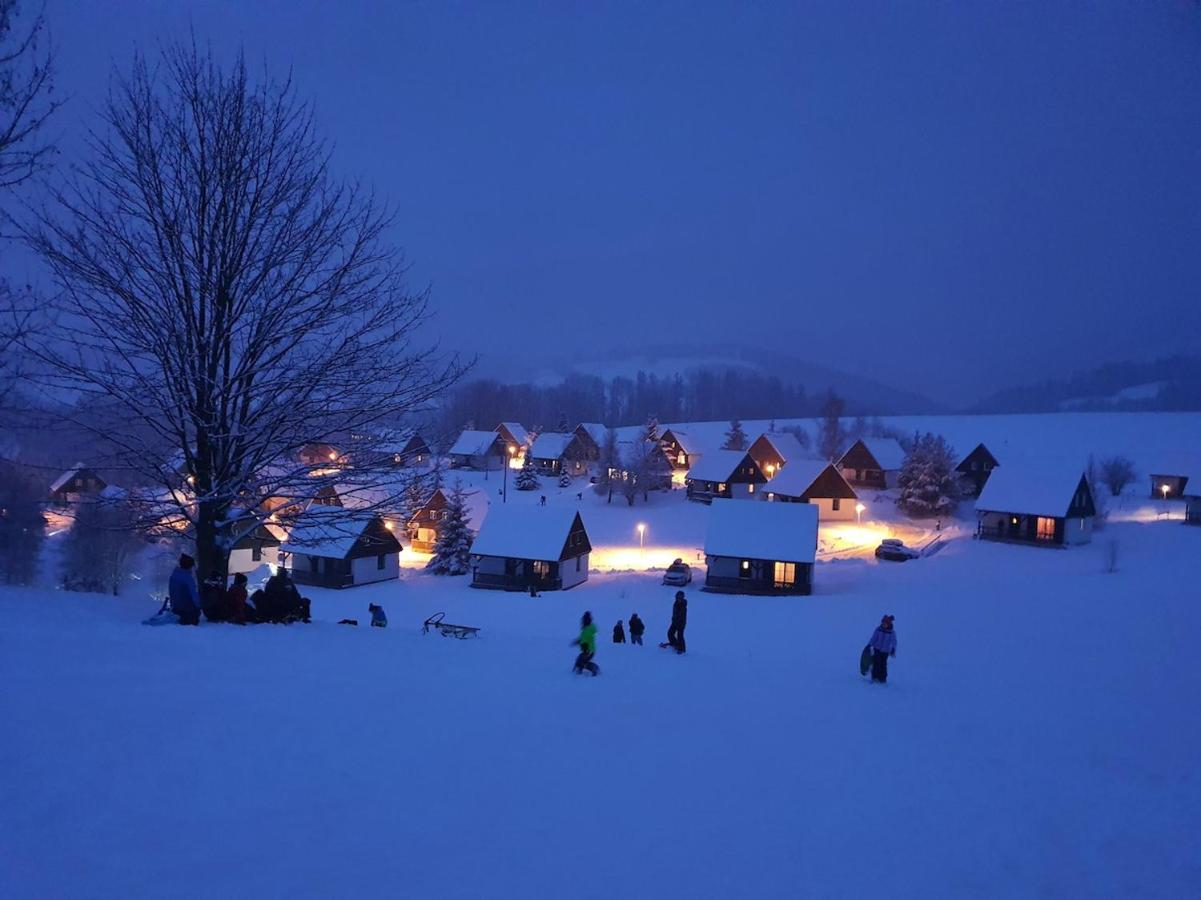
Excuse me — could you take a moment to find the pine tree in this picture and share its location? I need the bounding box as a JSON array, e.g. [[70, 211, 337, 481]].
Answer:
[[425, 481, 473, 575], [817, 391, 846, 462], [557, 411, 570, 433], [722, 418, 747, 451], [558, 469, 573, 488], [515, 454, 540, 491], [644, 415, 660, 444], [897, 432, 960, 518]]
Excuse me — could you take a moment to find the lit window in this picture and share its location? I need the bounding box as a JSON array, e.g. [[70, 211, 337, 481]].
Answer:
[[748, 484, 755, 494], [739, 560, 751, 579], [1036, 517, 1055, 541], [773, 561, 795, 587]]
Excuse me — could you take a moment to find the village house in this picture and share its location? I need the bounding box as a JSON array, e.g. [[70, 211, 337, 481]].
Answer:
[[685, 450, 769, 503], [470, 506, 591, 592], [448, 429, 507, 470], [747, 431, 807, 479], [573, 423, 607, 462], [762, 459, 858, 521], [282, 511, 402, 589], [495, 422, 531, 458], [372, 428, 431, 467], [407, 488, 449, 552], [702, 499, 818, 595], [975, 461, 1096, 547], [221, 512, 284, 576], [49, 463, 107, 506], [528, 432, 591, 478], [956, 443, 1001, 497], [298, 442, 341, 467], [837, 438, 906, 490], [660, 428, 702, 471], [1148, 467, 1196, 501]]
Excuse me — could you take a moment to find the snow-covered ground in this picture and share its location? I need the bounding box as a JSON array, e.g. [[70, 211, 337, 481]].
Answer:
[[3, 515, 1200, 898]]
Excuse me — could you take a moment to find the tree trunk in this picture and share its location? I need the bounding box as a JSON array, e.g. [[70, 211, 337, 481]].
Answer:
[[195, 500, 229, 587]]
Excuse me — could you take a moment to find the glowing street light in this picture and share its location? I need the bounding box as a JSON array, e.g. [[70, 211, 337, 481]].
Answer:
[[637, 522, 646, 561], [855, 502, 865, 525], [1161, 484, 1170, 500], [503, 444, 517, 503]]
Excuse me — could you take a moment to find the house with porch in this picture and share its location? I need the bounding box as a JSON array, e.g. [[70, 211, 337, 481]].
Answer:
[[975, 461, 1096, 547], [470, 506, 591, 592], [282, 511, 402, 588], [449, 430, 507, 470], [660, 428, 702, 471], [702, 499, 818, 595], [762, 459, 858, 521], [956, 443, 1000, 497], [838, 438, 906, 490], [685, 450, 768, 503], [49, 463, 108, 506], [747, 431, 807, 479], [528, 432, 591, 478]]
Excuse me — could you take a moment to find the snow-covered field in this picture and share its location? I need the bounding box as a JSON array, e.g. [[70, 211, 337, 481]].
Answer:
[[3, 517, 1200, 898]]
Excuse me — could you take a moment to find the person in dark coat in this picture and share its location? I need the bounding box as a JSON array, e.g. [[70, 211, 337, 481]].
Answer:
[[201, 573, 231, 622], [262, 567, 308, 623], [661, 591, 687, 654], [369, 603, 387, 628], [868, 614, 898, 683], [228, 572, 250, 624], [168, 554, 201, 626], [628, 613, 645, 645], [612, 620, 626, 643]]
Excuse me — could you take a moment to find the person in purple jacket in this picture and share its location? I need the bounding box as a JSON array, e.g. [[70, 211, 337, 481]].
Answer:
[[868, 615, 897, 683]]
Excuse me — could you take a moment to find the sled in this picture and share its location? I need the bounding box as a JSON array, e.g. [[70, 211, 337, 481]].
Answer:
[[143, 597, 179, 626], [859, 644, 873, 677], [421, 611, 480, 640]]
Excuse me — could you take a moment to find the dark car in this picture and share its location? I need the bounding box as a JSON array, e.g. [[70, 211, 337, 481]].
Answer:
[[662, 558, 693, 585], [875, 538, 920, 562]]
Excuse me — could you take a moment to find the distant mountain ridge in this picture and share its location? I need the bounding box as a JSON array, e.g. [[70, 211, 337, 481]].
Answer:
[[969, 355, 1201, 413]]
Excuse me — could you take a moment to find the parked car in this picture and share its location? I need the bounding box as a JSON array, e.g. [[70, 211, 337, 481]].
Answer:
[[662, 558, 692, 585], [875, 538, 920, 562]]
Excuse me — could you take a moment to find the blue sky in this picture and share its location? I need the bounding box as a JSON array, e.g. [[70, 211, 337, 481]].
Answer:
[[17, 1, 1201, 405]]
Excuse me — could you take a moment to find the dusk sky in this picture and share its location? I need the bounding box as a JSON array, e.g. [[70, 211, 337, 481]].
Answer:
[[18, 1, 1201, 405]]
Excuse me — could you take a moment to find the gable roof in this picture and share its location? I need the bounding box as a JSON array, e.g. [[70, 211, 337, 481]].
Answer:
[[754, 432, 807, 465], [661, 428, 698, 454], [975, 459, 1090, 518], [704, 499, 818, 564], [471, 506, 588, 560], [686, 449, 753, 484], [449, 430, 502, 457], [50, 462, 101, 493], [956, 442, 999, 471], [529, 432, 576, 460], [575, 423, 607, 446], [496, 422, 531, 447], [766, 459, 856, 499], [841, 438, 906, 471], [375, 427, 426, 454], [281, 510, 401, 558]]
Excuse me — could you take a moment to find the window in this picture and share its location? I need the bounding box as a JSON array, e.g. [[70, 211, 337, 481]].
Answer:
[[773, 561, 795, 587], [767, 492, 775, 501], [1036, 517, 1056, 541], [533, 560, 550, 577], [677, 452, 686, 466], [718, 483, 727, 493], [377, 554, 386, 570], [252, 544, 262, 562], [309, 556, 319, 573], [832, 498, 841, 511], [748, 483, 755, 494], [739, 560, 751, 579], [575, 555, 581, 572]]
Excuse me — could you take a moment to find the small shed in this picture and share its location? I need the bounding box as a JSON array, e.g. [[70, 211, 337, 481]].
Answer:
[[528, 432, 591, 478], [763, 459, 858, 521], [703, 499, 818, 595], [838, 438, 906, 489], [956, 443, 1000, 497], [283, 511, 402, 589], [685, 450, 768, 503], [449, 430, 506, 470], [49, 463, 107, 505], [470, 506, 591, 592], [660, 428, 701, 470], [747, 432, 807, 478], [975, 461, 1095, 547], [1148, 468, 1196, 501]]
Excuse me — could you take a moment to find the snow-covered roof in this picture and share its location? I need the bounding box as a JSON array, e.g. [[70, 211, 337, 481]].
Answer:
[[756, 431, 806, 464], [852, 438, 906, 471], [471, 506, 586, 560], [662, 428, 697, 453], [449, 430, 501, 457], [375, 427, 421, 453], [50, 462, 91, 493], [764, 459, 839, 498], [575, 423, 607, 445], [497, 422, 531, 447], [975, 459, 1088, 518], [529, 432, 574, 459], [281, 510, 394, 558], [704, 499, 818, 564], [686, 450, 749, 483]]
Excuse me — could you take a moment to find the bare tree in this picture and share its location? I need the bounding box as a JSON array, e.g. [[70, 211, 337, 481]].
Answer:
[[1098, 455, 1136, 498], [26, 42, 461, 582]]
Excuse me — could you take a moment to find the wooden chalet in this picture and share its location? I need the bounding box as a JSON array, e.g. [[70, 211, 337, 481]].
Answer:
[[747, 431, 807, 478], [408, 488, 449, 552], [573, 423, 607, 462], [376, 428, 431, 467], [470, 507, 591, 592], [685, 450, 768, 503], [956, 443, 1000, 497], [528, 432, 591, 478], [763, 459, 858, 521], [49, 463, 107, 505], [660, 429, 701, 471], [838, 438, 906, 490], [702, 500, 817, 595], [495, 422, 531, 456], [975, 461, 1096, 547], [449, 430, 506, 470], [282, 512, 402, 589]]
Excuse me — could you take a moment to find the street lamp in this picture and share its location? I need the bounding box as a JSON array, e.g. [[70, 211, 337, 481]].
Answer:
[[637, 522, 646, 562], [503, 445, 516, 503], [855, 502, 865, 525], [1161, 484, 1170, 500]]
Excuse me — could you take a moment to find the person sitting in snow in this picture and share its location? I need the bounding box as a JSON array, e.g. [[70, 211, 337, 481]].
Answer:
[[868, 615, 898, 684], [228, 572, 250, 624], [572, 611, 599, 676], [261, 567, 310, 623], [613, 620, 626, 643], [628, 613, 645, 646], [168, 554, 201, 626], [369, 603, 387, 628]]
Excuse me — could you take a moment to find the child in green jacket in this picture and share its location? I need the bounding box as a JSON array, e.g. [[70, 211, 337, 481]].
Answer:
[[573, 611, 599, 676]]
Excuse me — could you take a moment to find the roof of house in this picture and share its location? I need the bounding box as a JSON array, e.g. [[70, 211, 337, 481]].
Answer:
[[686, 449, 750, 484], [975, 459, 1089, 518], [704, 499, 818, 564], [50, 462, 97, 493], [375, 427, 424, 454], [470, 506, 587, 560], [662, 428, 698, 453], [575, 423, 607, 445], [449, 430, 502, 457], [529, 432, 575, 460], [497, 422, 531, 447], [765, 459, 843, 497], [754, 431, 807, 464], [844, 438, 906, 471], [281, 510, 397, 558]]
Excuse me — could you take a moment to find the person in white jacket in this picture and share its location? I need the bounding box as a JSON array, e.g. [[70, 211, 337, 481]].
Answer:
[[868, 615, 897, 683]]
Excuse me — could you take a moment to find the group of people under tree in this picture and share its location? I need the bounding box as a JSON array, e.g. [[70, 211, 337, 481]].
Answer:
[[166, 554, 310, 626]]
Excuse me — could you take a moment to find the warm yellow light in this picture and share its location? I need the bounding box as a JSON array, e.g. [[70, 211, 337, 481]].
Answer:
[[766, 464, 775, 476], [855, 503, 865, 513], [1162, 484, 1170, 498], [186, 475, 195, 486], [328, 452, 337, 461], [637, 523, 646, 535], [508, 445, 516, 456], [384, 520, 394, 531]]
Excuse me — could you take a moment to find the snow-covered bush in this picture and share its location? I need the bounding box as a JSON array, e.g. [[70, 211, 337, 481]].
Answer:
[[896, 432, 960, 518]]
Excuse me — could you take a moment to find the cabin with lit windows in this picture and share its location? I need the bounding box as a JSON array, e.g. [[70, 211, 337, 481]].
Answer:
[[282, 512, 401, 589], [685, 450, 769, 503], [660, 429, 701, 471], [837, 438, 906, 490], [449, 430, 507, 470], [955, 443, 1000, 497], [407, 488, 449, 552], [702, 499, 817, 595], [762, 459, 858, 521], [49, 463, 107, 506], [573, 423, 607, 462], [377, 429, 431, 467], [528, 432, 591, 478], [470, 507, 591, 592], [298, 442, 340, 467], [747, 431, 807, 479], [975, 462, 1096, 547], [495, 422, 531, 456]]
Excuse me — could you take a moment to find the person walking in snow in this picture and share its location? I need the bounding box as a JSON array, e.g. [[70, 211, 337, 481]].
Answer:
[[168, 554, 201, 626], [572, 611, 599, 676], [613, 620, 626, 643], [868, 615, 897, 683], [628, 613, 645, 646], [660, 591, 687, 654]]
